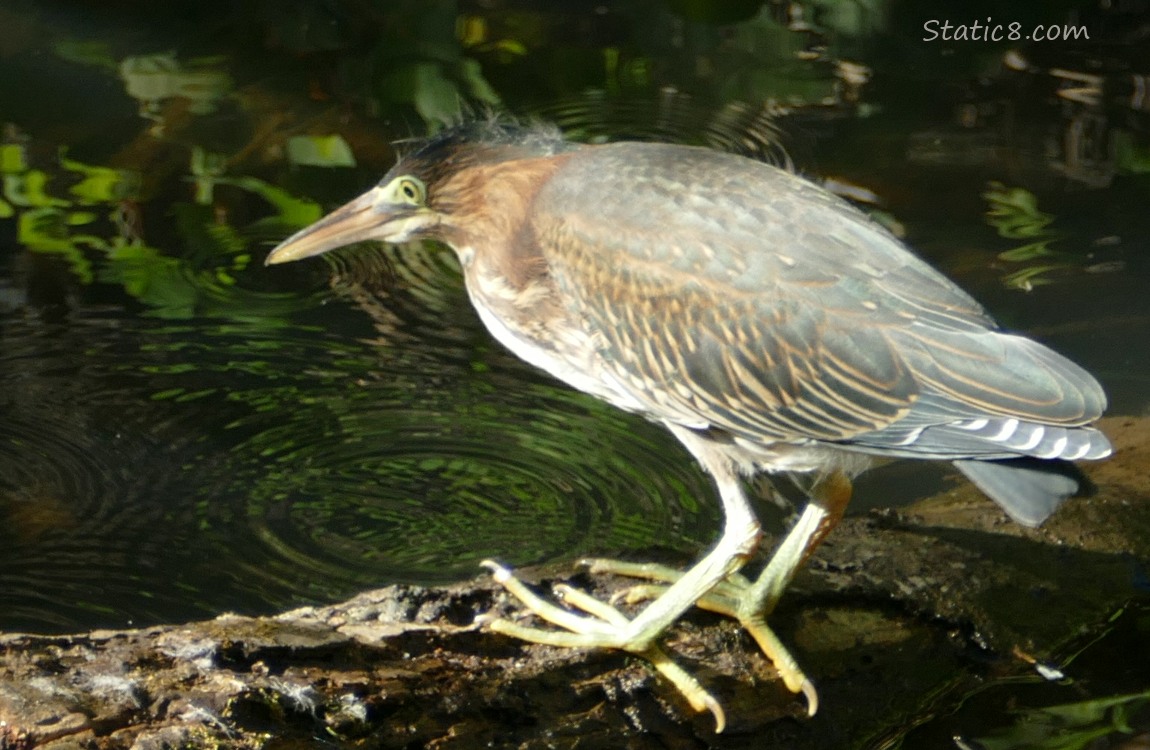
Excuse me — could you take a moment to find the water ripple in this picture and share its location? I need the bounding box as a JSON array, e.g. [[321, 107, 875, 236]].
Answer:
[[1, 254, 720, 632], [535, 88, 792, 165], [200, 283, 720, 599]]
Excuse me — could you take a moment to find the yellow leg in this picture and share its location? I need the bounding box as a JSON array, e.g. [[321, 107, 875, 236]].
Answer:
[[478, 464, 759, 732], [585, 471, 853, 717]]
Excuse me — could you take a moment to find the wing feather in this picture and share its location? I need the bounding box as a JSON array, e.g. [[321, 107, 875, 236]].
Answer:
[[529, 142, 1106, 458]]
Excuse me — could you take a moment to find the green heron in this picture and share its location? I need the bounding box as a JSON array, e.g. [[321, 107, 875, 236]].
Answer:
[[266, 120, 1111, 731]]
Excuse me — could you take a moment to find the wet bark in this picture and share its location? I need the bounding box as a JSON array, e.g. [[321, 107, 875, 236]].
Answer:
[[1, 416, 1146, 750]]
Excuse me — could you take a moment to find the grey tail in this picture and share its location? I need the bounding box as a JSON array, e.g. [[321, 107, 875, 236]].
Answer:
[[952, 458, 1087, 527]]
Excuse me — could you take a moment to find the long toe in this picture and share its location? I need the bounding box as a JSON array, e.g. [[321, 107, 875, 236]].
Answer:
[[479, 560, 730, 730]]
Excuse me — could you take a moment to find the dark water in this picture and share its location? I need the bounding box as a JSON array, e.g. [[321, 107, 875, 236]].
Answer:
[[1, 237, 723, 630], [1, 6, 1149, 740]]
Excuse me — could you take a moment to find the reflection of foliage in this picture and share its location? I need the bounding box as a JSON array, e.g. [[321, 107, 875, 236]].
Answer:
[[188, 147, 327, 230], [53, 9, 498, 133], [983, 182, 1074, 291], [59, 156, 141, 204], [717, 10, 852, 104], [99, 240, 244, 319], [3, 138, 322, 320], [54, 42, 234, 137], [1112, 130, 1150, 174], [285, 136, 357, 168], [2, 144, 141, 284], [968, 690, 1150, 750], [380, 58, 500, 130], [641, 0, 881, 106], [351, 2, 500, 129], [982, 182, 1127, 292], [984, 182, 1058, 257], [119, 54, 233, 122]]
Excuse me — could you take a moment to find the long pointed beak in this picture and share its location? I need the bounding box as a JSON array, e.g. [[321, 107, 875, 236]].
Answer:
[[265, 187, 401, 265]]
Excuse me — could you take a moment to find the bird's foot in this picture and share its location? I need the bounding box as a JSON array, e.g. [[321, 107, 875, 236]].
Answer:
[[581, 557, 819, 716], [578, 492, 845, 718], [478, 559, 727, 732]]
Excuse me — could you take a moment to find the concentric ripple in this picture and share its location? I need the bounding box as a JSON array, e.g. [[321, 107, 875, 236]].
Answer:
[[195, 242, 721, 602], [534, 88, 792, 166], [1, 243, 720, 633], [223, 374, 715, 591], [1, 313, 215, 631]]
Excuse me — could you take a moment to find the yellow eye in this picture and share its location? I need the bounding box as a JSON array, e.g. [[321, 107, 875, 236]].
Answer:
[[392, 176, 426, 205]]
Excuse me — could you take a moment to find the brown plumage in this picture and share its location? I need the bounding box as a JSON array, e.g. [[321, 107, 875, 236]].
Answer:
[[265, 121, 1111, 730]]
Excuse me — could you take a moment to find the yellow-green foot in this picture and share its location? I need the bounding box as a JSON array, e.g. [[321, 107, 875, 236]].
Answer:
[[478, 559, 727, 732], [580, 556, 819, 716], [578, 495, 840, 718]]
